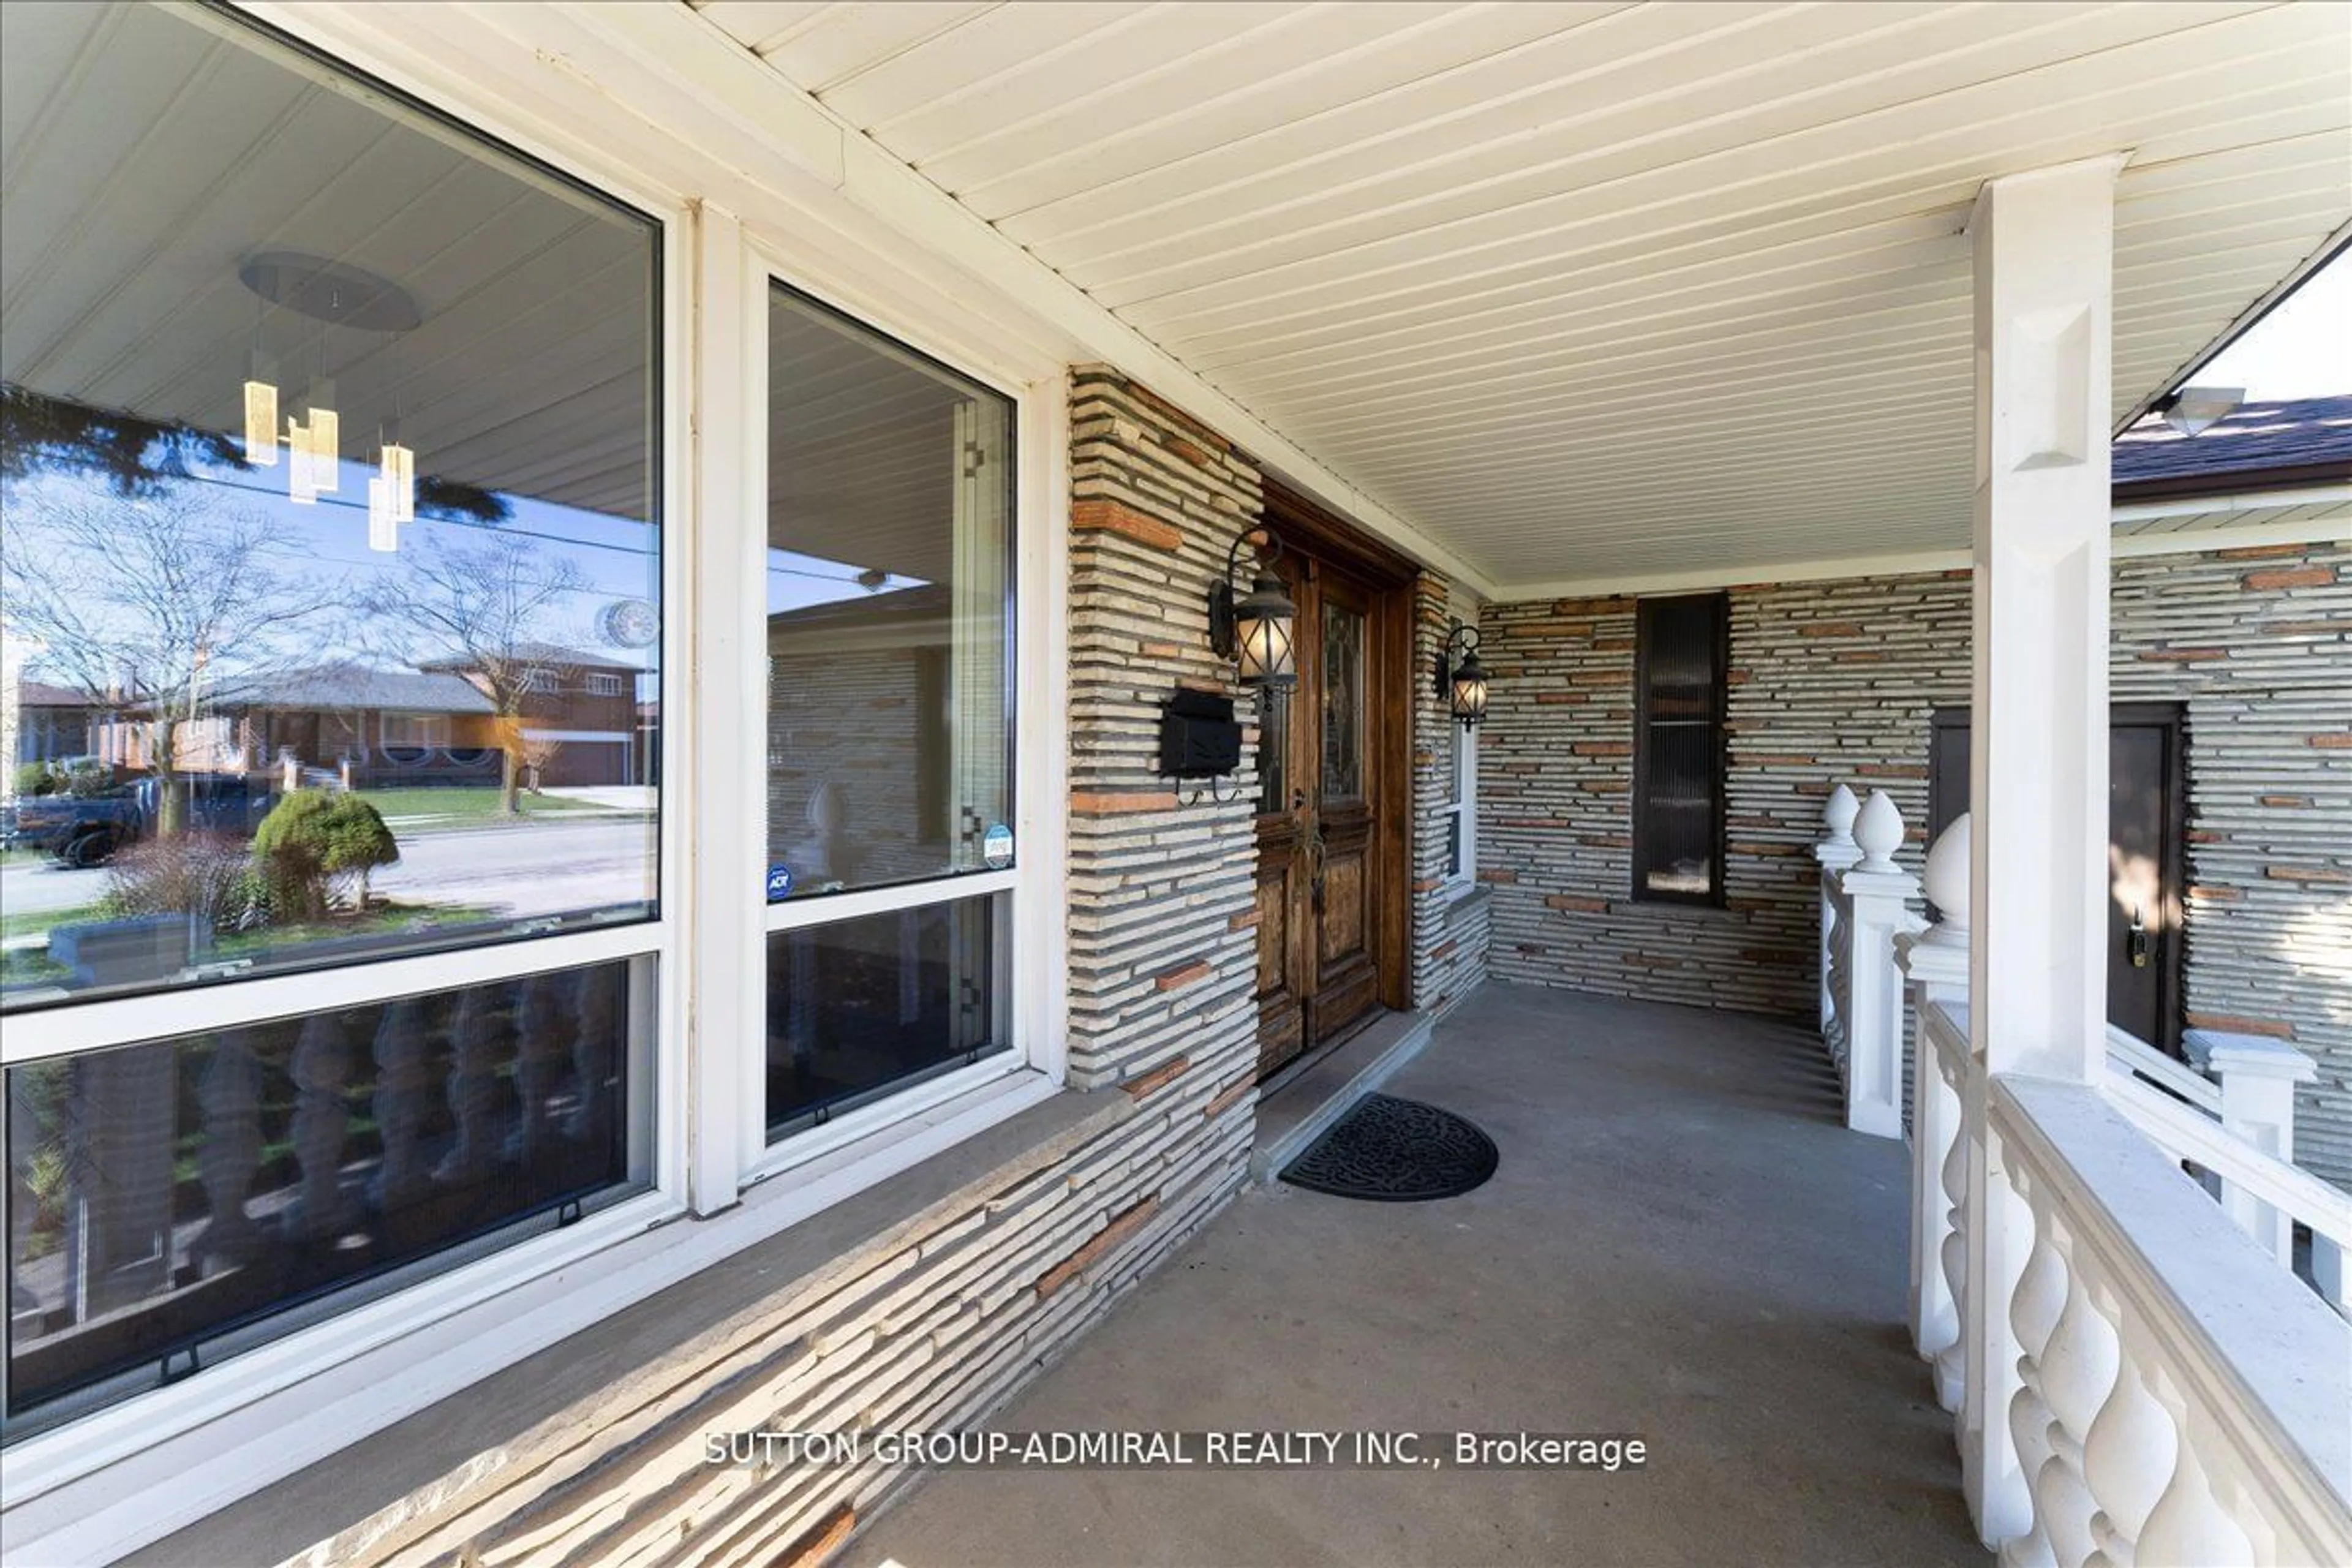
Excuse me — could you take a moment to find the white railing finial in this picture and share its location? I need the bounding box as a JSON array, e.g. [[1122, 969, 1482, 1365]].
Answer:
[[1823, 782, 1861, 847], [1921, 812, 1970, 946], [1854, 788, 1904, 874]]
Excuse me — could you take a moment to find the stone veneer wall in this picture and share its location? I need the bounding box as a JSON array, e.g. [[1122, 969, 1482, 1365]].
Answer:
[[1410, 572, 1493, 1017], [165, 370, 1277, 1568], [1480, 541, 2351, 1182]]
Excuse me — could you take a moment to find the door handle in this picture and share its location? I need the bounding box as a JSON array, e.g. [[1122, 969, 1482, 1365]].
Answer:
[[2127, 905, 2152, 969], [1305, 818, 1327, 911]]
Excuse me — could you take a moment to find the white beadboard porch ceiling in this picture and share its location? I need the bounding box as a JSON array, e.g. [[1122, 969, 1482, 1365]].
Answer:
[[688, 0, 2352, 592]]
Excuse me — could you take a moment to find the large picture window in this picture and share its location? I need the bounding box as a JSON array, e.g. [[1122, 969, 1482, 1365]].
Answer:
[[1632, 594, 1728, 904], [0, 1, 667, 1439], [762, 285, 1016, 1141], [0, 2, 663, 1015]]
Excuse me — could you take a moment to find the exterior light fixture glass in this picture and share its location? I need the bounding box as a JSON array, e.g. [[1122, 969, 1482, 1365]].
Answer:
[[1435, 618, 1488, 728], [2158, 385, 2243, 437], [1209, 526, 1297, 688]]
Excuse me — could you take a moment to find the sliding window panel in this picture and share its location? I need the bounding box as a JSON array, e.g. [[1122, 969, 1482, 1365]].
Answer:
[[2, 954, 655, 1436], [0, 0, 663, 1014], [764, 894, 1009, 1138], [764, 287, 1014, 900]]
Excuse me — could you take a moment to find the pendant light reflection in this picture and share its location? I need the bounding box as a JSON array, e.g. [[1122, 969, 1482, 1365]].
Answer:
[[238, 253, 421, 549], [243, 380, 279, 467]]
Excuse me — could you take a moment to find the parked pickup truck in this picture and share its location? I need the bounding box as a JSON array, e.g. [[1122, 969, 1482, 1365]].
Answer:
[[11, 776, 277, 867]]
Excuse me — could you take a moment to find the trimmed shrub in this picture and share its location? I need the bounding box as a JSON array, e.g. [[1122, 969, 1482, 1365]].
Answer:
[[100, 831, 268, 930], [252, 790, 400, 919], [13, 761, 61, 797]]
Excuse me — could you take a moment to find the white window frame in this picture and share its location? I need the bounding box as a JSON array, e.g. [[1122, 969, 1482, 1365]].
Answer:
[[729, 243, 1062, 1191], [586, 671, 624, 697], [0, 4, 1074, 1558], [1442, 718, 1478, 895]]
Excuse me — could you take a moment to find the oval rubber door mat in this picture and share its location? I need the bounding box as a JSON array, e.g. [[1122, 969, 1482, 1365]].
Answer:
[[1278, 1091, 1499, 1202]]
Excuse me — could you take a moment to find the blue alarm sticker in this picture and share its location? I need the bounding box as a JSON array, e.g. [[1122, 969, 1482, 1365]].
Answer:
[[766, 865, 794, 900], [982, 823, 1014, 870]]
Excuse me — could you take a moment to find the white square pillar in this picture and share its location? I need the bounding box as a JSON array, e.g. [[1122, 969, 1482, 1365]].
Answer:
[[1967, 154, 2123, 1085], [1959, 153, 2124, 1550]]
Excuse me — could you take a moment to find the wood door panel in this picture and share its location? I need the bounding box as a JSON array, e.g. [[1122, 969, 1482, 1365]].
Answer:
[[1249, 527, 1401, 1079]]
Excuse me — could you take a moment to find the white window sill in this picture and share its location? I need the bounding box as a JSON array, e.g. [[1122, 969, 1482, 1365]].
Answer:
[[3, 1066, 1079, 1568]]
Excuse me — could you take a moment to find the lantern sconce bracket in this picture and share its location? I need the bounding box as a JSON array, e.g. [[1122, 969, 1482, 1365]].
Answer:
[[1435, 617, 1490, 729], [1208, 526, 1283, 661]]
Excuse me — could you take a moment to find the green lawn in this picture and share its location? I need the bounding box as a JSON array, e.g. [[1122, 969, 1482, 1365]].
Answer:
[[1, 901, 107, 941], [352, 787, 609, 828]]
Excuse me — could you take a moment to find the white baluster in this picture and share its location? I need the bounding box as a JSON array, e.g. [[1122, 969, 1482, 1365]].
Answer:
[[1914, 1062, 1962, 1369], [1815, 783, 1863, 1042], [194, 1030, 262, 1273], [2034, 1259, 2122, 1568], [7, 1069, 51, 1313], [281, 1011, 357, 1242], [2081, 1346, 2177, 1568], [2002, 1218, 2067, 1568], [568, 965, 620, 1150], [2136, 1433, 2255, 1568], [1937, 1079, 1970, 1413], [370, 995, 437, 1212], [435, 985, 507, 1186], [504, 971, 569, 1166]]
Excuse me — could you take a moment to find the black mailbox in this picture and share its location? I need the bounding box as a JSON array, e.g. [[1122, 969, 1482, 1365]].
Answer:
[[1159, 689, 1242, 780]]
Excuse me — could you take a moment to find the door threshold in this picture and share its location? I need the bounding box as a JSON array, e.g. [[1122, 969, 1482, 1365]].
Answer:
[[1248, 1008, 1434, 1184]]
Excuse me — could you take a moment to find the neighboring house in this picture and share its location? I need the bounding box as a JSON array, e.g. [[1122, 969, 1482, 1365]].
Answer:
[[7, 680, 100, 772], [417, 641, 647, 787], [80, 652, 649, 790], [88, 665, 500, 786]]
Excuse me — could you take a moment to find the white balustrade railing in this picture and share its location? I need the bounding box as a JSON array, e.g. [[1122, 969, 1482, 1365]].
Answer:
[[2105, 1069, 2349, 1314], [1992, 1074, 2351, 1568], [1883, 802, 2352, 1564], [2106, 1022, 2222, 1117]]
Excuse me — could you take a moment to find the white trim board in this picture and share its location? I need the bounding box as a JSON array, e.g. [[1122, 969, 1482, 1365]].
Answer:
[[1504, 514, 2350, 600]]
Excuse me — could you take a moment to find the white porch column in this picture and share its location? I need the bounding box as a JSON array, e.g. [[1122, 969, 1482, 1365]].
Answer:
[[1839, 790, 1922, 1139], [1960, 153, 2124, 1550]]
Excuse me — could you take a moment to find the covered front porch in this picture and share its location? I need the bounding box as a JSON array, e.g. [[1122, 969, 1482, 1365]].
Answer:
[[846, 983, 1983, 1566]]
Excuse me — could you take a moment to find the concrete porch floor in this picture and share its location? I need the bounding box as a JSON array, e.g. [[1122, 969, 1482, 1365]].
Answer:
[[845, 982, 1988, 1568]]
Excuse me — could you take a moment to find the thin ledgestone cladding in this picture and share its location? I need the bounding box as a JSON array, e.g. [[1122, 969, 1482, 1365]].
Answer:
[[1480, 543, 2350, 1183], [1066, 367, 1267, 1112], [1411, 571, 1492, 1018]]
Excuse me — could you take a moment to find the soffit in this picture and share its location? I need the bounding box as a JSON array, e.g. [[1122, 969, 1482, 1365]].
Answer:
[[691, 0, 2352, 589]]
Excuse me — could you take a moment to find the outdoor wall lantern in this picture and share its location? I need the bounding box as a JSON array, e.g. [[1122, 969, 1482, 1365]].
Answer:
[[1436, 619, 1489, 728], [1209, 526, 1298, 688]]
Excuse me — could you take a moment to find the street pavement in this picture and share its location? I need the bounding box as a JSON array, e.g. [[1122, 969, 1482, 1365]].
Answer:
[[0, 815, 658, 924]]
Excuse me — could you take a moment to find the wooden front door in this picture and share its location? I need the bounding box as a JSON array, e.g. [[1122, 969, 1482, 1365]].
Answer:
[[1928, 704, 2188, 1054], [1253, 549, 1400, 1081]]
